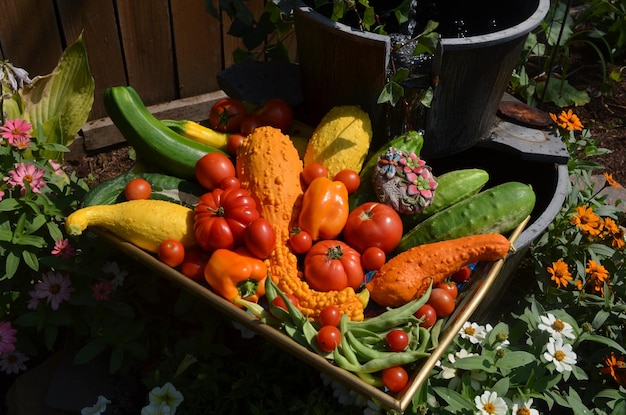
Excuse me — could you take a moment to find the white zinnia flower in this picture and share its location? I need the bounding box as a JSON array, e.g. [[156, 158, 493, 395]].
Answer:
[[81, 395, 111, 415], [459, 322, 488, 344], [511, 398, 539, 415], [538, 313, 576, 340], [474, 390, 508, 415], [543, 337, 577, 372], [146, 383, 183, 415]]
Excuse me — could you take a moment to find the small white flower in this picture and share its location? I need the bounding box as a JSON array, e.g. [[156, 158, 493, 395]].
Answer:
[[102, 261, 128, 289], [474, 390, 508, 415], [459, 322, 488, 344], [543, 337, 577, 372], [511, 398, 539, 415], [538, 313, 576, 340], [141, 402, 171, 415], [81, 395, 111, 415], [438, 348, 477, 379], [147, 383, 183, 415]]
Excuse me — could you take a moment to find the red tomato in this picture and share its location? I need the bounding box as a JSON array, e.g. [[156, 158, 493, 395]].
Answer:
[[451, 266, 472, 284], [436, 280, 459, 299], [194, 187, 260, 251], [180, 248, 209, 281], [304, 240, 364, 291], [219, 176, 240, 190], [289, 228, 313, 254], [318, 305, 342, 327], [333, 169, 360, 194], [415, 304, 437, 328], [208, 98, 247, 133], [244, 217, 276, 259], [227, 133, 246, 155], [316, 325, 341, 352], [195, 152, 236, 191], [343, 202, 403, 254], [361, 246, 386, 271], [158, 239, 185, 268], [382, 366, 409, 392], [240, 116, 263, 135], [124, 178, 152, 200], [272, 293, 299, 311], [251, 98, 293, 133], [386, 329, 409, 352], [301, 163, 329, 186], [428, 288, 456, 318]]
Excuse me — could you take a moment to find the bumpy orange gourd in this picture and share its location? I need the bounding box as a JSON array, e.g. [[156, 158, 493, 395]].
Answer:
[[366, 233, 511, 307], [236, 126, 366, 321]]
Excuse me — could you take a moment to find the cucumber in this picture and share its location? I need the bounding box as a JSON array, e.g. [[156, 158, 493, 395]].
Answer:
[[395, 181, 536, 253], [349, 130, 424, 209], [103, 86, 228, 179], [83, 171, 205, 208], [402, 168, 490, 229]]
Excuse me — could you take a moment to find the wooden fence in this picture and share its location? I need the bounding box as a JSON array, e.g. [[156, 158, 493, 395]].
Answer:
[[0, 0, 286, 152]]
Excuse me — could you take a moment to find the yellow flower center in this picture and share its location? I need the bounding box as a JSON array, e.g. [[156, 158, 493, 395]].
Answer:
[[24, 174, 33, 183], [464, 326, 476, 336], [517, 408, 531, 415], [484, 402, 496, 414], [552, 319, 565, 332], [49, 283, 60, 295], [555, 350, 566, 362]]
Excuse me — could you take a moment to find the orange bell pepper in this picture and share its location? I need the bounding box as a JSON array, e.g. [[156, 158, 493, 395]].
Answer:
[[298, 176, 349, 240], [204, 248, 267, 303]]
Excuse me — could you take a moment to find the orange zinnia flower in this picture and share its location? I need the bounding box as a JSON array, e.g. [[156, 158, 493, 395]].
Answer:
[[600, 352, 626, 386], [547, 259, 572, 288], [571, 206, 603, 236], [604, 172, 621, 189], [586, 259, 610, 283], [601, 217, 625, 249], [550, 109, 584, 131]]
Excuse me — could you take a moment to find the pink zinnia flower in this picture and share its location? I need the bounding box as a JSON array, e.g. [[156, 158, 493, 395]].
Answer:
[[0, 321, 17, 354], [48, 160, 65, 175], [27, 291, 40, 310], [0, 351, 29, 374], [5, 162, 46, 194], [0, 118, 32, 145], [33, 271, 74, 311], [0, 190, 4, 201], [91, 281, 113, 302], [51, 238, 75, 259], [10, 134, 31, 150]]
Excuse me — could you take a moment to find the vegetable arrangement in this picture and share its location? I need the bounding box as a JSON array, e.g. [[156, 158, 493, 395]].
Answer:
[[65, 86, 536, 395]]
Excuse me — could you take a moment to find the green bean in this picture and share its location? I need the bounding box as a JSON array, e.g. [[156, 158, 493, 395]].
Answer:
[[334, 347, 429, 374], [415, 327, 431, 353], [346, 331, 391, 361]]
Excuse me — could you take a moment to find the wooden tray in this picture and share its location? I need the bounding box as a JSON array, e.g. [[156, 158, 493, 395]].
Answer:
[[95, 217, 529, 412]]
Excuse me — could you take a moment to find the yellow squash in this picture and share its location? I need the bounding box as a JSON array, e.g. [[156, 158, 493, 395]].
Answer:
[[65, 199, 196, 253]]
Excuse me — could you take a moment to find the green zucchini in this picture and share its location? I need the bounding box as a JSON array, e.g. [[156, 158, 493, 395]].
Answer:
[[83, 171, 205, 208], [103, 86, 228, 179], [395, 181, 536, 253], [402, 168, 490, 229], [349, 130, 424, 209]]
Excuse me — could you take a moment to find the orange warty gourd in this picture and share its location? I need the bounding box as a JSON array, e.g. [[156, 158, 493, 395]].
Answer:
[[235, 126, 366, 321], [366, 233, 511, 307]]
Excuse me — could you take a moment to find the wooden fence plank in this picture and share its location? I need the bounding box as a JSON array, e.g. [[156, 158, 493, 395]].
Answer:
[[56, 0, 128, 121], [116, 0, 177, 106], [0, 0, 63, 79], [171, 0, 223, 98]]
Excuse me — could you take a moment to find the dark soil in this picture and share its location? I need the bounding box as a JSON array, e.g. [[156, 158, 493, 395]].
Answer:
[[67, 59, 626, 186]]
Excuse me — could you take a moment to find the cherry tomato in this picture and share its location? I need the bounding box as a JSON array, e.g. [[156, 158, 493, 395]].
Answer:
[[301, 163, 329, 186], [251, 98, 293, 133], [240, 116, 264, 135], [220, 176, 240, 190], [316, 325, 341, 352], [428, 288, 456, 318], [208, 98, 247, 133], [318, 305, 342, 327], [180, 248, 208, 281], [451, 266, 472, 284], [361, 246, 386, 271], [436, 280, 459, 299], [158, 239, 185, 268], [333, 169, 360, 194], [227, 133, 246, 155], [124, 178, 152, 200], [195, 152, 236, 191], [386, 329, 409, 352], [381, 366, 409, 392], [304, 240, 364, 291], [272, 293, 299, 311], [343, 202, 403, 254], [244, 217, 276, 259], [289, 228, 313, 254], [415, 304, 437, 328]]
